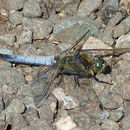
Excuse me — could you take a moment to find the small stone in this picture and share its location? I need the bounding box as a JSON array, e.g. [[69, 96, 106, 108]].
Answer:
[[0, 8, 8, 17], [33, 119, 52, 130], [17, 43, 37, 56], [53, 17, 100, 50], [6, 0, 26, 11], [8, 113, 28, 129], [116, 33, 130, 48], [77, 0, 102, 17], [23, 107, 39, 125], [113, 17, 130, 38], [55, 115, 77, 130], [88, 125, 101, 130], [23, 0, 42, 18], [37, 0, 49, 19], [0, 34, 16, 46], [58, 0, 81, 16], [0, 48, 14, 55], [103, 0, 119, 9], [115, 33, 130, 60], [107, 11, 125, 27], [16, 28, 32, 46], [1, 83, 18, 108], [100, 95, 120, 109], [98, 30, 114, 46], [38, 95, 57, 123], [119, 79, 130, 100], [9, 10, 23, 25], [122, 114, 130, 130], [5, 98, 25, 114], [101, 119, 120, 130], [0, 67, 25, 86], [50, 102, 57, 113], [49, 14, 60, 24], [17, 84, 35, 108], [52, 88, 80, 109], [113, 22, 129, 38], [122, 16, 130, 28], [109, 110, 123, 122], [82, 36, 112, 50], [23, 18, 53, 40]]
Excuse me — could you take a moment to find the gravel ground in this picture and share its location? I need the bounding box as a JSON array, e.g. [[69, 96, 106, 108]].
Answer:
[[0, 0, 130, 130]]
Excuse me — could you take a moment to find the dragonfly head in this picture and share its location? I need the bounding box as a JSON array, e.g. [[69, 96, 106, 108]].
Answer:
[[93, 57, 107, 74]]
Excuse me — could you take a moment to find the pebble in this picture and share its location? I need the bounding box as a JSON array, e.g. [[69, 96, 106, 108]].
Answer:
[[9, 10, 23, 25], [122, 113, 130, 130], [1, 83, 18, 108], [23, 0, 42, 18], [0, 67, 25, 86], [88, 125, 101, 130], [32, 119, 52, 130], [17, 85, 35, 108], [101, 119, 120, 130], [77, 0, 102, 16], [0, 34, 16, 46], [6, 0, 26, 11], [122, 16, 130, 28], [23, 107, 39, 125], [0, 48, 14, 55], [16, 27, 32, 46], [0, 8, 8, 17], [118, 77, 130, 100], [109, 110, 123, 122], [37, 0, 49, 19], [103, 0, 119, 9], [38, 95, 57, 123], [116, 33, 130, 48], [53, 17, 100, 50], [55, 114, 77, 130], [123, 101, 130, 116], [5, 98, 25, 114], [82, 36, 112, 51], [100, 30, 114, 46], [57, 0, 81, 16], [100, 94, 120, 109], [17, 43, 37, 56], [113, 22, 129, 38], [52, 87, 80, 110], [107, 11, 125, 27], [113, 17, 130, 38], [8, 113, 28, 129], [23, 18, 53, 40]]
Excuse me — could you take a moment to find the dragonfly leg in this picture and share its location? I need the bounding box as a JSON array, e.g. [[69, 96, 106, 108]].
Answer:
[[74, 76, 80, 88], [93, 76, 113, 85]]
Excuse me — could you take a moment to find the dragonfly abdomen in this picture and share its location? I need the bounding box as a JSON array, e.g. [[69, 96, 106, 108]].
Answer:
[[0, 53, 56, 65]]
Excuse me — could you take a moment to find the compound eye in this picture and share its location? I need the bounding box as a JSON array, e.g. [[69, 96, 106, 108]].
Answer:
[[96, 61, 103, 71], [95, 58, 106, 73]]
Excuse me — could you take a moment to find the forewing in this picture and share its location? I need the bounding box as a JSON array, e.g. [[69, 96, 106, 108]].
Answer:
[[31, 64, 58, 108]]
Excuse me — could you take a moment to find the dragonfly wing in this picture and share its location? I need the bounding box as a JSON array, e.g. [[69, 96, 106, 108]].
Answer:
[[31, 64, 59, 108], [83, 48, 130, 57]]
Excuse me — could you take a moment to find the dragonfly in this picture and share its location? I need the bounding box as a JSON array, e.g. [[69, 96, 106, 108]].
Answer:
[[0, 46, 130, 108]]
